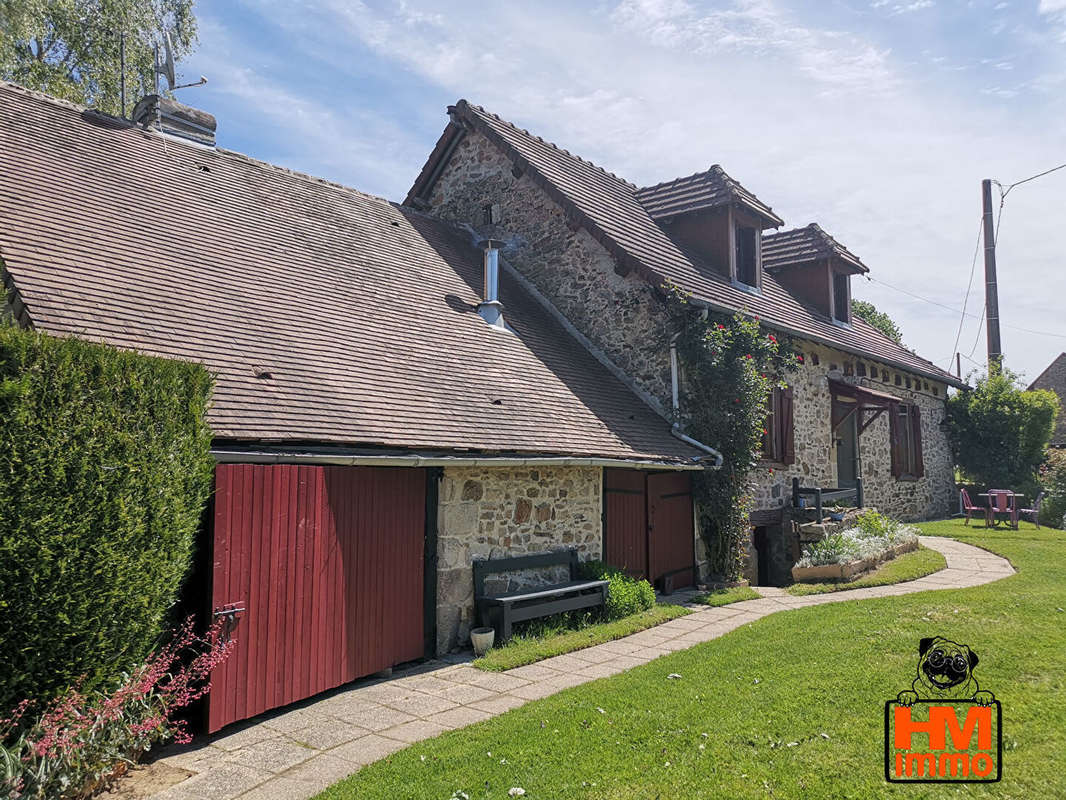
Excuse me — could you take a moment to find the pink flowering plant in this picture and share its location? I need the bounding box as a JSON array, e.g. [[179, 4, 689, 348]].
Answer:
[[668, 285, 798, 579], [1, 617, 233, 800]]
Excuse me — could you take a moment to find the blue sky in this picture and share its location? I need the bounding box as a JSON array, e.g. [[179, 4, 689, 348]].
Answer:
[[179, 0, 1066, 383]]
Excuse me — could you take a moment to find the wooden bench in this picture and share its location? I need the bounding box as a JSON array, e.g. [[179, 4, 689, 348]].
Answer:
[[473, 550, 608, 644]]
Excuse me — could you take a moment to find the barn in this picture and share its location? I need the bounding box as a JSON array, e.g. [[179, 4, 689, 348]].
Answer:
[[0, 83, 711, 731]]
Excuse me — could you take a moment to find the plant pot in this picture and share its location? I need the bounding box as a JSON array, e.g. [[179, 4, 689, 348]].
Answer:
[[470, 627, 495, 656]]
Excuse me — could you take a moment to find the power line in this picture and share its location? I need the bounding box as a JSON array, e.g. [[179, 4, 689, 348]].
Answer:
[[864, 274, 1066, 340], [998, 161, 1066, 199], [948, 218, 984, 365]]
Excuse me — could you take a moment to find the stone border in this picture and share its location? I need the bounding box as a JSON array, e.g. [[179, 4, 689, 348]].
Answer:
[[140, 536, 1013, 800]]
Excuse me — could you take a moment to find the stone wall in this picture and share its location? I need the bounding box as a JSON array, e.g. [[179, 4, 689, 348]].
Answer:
[[749, 342, 955, 521], [435, 466, 602, 654], [426, 130, 675, 411]]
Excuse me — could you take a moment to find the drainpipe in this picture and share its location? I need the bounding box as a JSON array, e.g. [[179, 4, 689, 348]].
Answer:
[[476, 239, 505, 328], [669, 331, 724, 468]]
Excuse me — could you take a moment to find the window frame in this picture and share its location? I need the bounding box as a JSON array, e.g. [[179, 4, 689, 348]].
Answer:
[[761, 385, 794, 465], [832, 271, 851, 325], [890, 402, 925, 481]]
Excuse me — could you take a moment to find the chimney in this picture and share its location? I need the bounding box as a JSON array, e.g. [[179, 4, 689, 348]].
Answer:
[[477, 239, 505, 328], [132, 94, 216, 147]]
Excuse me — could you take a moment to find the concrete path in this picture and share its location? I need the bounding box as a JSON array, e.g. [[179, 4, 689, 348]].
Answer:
[[143, 536, 1013, 800]]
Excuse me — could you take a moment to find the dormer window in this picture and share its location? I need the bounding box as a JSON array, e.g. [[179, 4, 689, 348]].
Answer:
[[736, 225, 758, 288], [832, 272, 850, 324]]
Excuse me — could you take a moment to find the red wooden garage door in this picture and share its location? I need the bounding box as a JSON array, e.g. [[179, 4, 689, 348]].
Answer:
[[604, 469, 694, 588], [208, 464, 426, 732]]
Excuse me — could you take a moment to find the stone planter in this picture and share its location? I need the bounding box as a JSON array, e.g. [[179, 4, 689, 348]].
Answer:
[[470, 626, 495, 656], [791, 559, 865, 583]]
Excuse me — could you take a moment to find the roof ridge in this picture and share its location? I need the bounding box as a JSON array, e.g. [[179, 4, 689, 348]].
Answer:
[[456, 100, 637, 188], [0, 81, 397, 209], [635, 164, 722, 193]]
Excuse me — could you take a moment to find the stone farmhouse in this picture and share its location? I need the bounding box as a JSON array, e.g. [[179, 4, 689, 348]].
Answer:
[[0, 83, 961, 730], [405, 100, 965, 586]]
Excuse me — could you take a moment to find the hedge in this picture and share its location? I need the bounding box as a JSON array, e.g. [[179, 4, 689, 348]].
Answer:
[[0, 323, 214, 712]]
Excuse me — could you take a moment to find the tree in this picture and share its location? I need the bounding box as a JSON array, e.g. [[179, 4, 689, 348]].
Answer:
[[947, 368, 1059, 492], [851, 298, 903, 343], [0, 0, 197, 117]]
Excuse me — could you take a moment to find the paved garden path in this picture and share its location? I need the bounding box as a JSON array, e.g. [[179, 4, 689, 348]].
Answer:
[[144, 536, 1013, 800]]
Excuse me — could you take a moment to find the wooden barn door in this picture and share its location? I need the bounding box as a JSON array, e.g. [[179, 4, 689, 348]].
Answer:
[[604, 469, 694, 588], [604, 468, 648, 578], [647, 472, 695, 589], [208, 464, 426, 733]]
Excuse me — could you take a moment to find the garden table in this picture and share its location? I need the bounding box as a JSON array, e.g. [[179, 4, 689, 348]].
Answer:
[[979, 492, 1024, 529]]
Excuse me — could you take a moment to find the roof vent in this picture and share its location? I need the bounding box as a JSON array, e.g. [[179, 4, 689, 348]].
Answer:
[[132, 94, 216, 147], [476, 239, 505, 329]]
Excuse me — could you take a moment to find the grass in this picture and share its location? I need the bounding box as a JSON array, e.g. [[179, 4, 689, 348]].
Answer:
[[786, 544, 947, 595], [316, 519, 1066, 799], [472, 605, 691, 672], [692, 585, 762, 606]]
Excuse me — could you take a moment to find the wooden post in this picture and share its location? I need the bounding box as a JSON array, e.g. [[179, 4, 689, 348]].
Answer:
[[956, 352, 962, 378], [981, 179, 1003, 373]]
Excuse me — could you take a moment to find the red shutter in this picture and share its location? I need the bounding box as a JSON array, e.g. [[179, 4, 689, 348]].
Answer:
[[889, 402, 903, 478], [911, 404, 924, 478], [781, 386, 795, 465]]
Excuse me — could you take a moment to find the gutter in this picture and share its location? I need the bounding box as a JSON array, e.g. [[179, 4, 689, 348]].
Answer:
[[670, 328, 724, 468], [210, 448, 706, 471]]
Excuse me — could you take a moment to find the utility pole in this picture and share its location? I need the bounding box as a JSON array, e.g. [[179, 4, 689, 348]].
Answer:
[[981, 178, 1003, 374]]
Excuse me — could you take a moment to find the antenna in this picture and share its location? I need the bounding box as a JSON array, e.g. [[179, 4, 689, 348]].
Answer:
[[154, 29, 207, 94]]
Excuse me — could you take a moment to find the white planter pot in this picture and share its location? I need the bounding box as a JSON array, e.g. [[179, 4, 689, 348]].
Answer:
[[470, 627, 495, 656]]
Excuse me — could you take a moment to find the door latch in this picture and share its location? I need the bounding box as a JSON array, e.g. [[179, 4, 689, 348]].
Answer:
[[212, 603, 245, 640]]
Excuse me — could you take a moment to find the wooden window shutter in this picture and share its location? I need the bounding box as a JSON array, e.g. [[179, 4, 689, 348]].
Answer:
[[781, 386, 795, 465], [889, 402, 903, 478], [911, 404, 924, 478], [761, 390, 776, 460]]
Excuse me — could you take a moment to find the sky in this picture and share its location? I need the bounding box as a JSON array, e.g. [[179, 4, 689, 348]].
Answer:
[[178, 0, 1066, 384]]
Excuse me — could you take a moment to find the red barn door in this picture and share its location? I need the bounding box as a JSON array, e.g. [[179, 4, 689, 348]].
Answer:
[[208, 464, 426, 732], [604, 469, 694, 588]]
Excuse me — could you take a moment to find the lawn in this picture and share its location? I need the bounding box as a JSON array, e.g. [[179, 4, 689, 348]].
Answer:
[[317, 520, 1065, 799], [786, 544, 947, 595], [473, 604, 691, 672], [692, 585, 762, 606]]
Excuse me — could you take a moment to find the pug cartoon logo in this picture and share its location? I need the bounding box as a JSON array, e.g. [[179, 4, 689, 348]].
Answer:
[[885, 637, 1001, 783]]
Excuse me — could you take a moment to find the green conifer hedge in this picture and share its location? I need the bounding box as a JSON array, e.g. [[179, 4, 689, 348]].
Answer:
[[0, 324, 214, 711]]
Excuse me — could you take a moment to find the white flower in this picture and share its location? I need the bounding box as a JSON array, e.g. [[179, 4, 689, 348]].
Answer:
[[508, 788, 526, 797]]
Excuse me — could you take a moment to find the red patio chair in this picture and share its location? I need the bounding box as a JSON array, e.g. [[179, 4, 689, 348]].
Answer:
[[1018, 491, 1044, 529], [960, 488, 990, 527], [987, 489, 1018, 529]]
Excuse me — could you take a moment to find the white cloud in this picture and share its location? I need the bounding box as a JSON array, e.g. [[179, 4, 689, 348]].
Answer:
[[187, 0, 1066, 380], [1038, 0, 1066, 12]]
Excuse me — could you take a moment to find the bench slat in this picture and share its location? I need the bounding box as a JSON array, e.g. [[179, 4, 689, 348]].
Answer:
[[480, 579, 608, 605]]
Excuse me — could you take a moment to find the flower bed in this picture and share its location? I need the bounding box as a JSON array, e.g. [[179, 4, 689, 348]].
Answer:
[[791, 510, 920, 583], [0, 617, 232, 800]]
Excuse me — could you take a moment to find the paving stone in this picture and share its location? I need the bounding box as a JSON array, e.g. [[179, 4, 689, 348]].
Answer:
[[335, 704, 416, 732], [379, 719, 451, 743], [260, 708, 336, 735], [328, 733, 408, 766], [465, 671, 533, 692], [425, 705, 494, 729], [222, 737, 317, 774], [508, 681, 562, 701], [156, 763, 271, 800], [210, 723, 283, 752], [438, 682, 499, 705], [286, 718, 370, 750], [505, 663, 563, 681], [276, 753, 358, 792], [383, 692, 459, 717], [467, 693, 528, 715]]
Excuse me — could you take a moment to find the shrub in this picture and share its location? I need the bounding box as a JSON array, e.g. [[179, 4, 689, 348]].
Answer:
[[579, 561, 656, 620], [947, 369, 1059, 491], [1038, 450, 1066, 529], [0, 617, 232, 800], [0, 324, 214, 712]]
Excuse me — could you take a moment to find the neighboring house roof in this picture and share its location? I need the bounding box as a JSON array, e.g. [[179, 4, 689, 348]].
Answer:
[[0, 82, 701, 465], [408, 101, 964, 389], [762, 223, 869, 274], [1028, 353, 1066, 446], [634, 166, 784, 227]]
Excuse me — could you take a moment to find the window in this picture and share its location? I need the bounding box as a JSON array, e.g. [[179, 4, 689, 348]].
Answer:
[[832, 272, 850, 323], [736, 225, 758, 288], [761, 386, 795, 463], [890, 403, 924, 479]]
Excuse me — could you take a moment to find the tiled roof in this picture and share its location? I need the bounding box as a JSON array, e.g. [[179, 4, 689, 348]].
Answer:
[[1028, 353, 1066, 446], [762, 223, 869, 274], [0, 82, 701, 464], [635, 166, 784, 227], [424, 100, 962, 388]]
